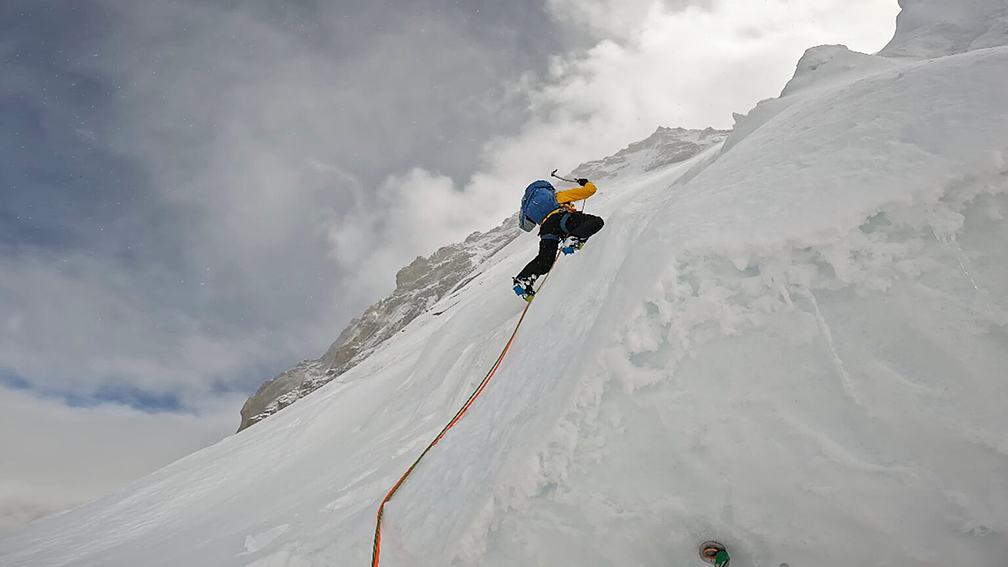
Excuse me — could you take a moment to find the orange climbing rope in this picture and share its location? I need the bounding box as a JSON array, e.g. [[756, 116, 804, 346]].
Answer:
[[370, 256, 560, 567]]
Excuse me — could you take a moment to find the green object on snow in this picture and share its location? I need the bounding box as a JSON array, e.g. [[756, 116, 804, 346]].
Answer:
[[699, 541, 730, 566]]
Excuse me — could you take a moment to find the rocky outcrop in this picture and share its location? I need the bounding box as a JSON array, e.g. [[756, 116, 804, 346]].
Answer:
[[237, 216, 521, 431]]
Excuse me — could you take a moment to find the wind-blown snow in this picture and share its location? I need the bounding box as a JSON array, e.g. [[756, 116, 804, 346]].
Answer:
[[3, 11, 1008, 567]]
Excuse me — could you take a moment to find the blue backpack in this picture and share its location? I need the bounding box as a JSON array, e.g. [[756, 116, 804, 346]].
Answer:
[[519, 180, 559, 231]]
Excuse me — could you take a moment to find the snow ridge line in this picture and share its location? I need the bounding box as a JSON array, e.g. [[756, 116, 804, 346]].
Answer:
[[371, 255, 562, 567]]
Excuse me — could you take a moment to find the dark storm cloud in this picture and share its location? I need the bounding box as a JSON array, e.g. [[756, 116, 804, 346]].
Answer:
[[1, 5, 147, 252]]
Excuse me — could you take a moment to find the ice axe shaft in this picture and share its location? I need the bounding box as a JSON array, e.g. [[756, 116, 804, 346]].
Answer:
[[550, 169, 579, 184]]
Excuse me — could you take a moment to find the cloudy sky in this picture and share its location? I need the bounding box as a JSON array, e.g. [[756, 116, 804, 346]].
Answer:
[[0, 0, 898, 529]]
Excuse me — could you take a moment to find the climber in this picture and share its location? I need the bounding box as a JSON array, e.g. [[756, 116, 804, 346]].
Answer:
[[513, 177, 604, 300]]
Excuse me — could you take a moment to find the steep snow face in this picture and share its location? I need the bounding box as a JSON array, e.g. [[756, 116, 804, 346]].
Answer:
[[3, 30, 1008, 567], [880, 0, 1008, 57], [471, 47, 1008, 567]]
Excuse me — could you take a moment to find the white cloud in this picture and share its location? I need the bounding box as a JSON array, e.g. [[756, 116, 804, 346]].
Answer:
[[0, 385, 239, 530], [521, 0, 899, 158], [0, 251, 322, 402], [327, 168, 502, 292], [545, 0, 658, 38], [544, 0, 709, 40]]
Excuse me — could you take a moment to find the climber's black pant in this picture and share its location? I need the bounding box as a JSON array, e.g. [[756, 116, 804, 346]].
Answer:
[[517, 211, 604, 280]]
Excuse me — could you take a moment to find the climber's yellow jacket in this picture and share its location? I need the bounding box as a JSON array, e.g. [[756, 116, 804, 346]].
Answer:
[[543, 181, 597, 223]]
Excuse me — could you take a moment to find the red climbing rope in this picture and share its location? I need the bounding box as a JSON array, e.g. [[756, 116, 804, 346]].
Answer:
[[371, 257, 560, 567]]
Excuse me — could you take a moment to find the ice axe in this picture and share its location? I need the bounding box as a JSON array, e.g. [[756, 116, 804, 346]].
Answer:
[[550, 169, 579, 184]]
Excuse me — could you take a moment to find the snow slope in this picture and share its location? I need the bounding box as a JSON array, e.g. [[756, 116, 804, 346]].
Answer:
[[3, 10, 1008, 567], [880, 0, 1008, 58]]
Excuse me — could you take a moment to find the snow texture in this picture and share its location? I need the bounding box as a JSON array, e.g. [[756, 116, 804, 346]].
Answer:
[[3, 4, 1008, 567]]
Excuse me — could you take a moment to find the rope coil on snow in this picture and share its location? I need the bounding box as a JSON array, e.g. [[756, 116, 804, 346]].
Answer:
[[371, 256, 561, 567]]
